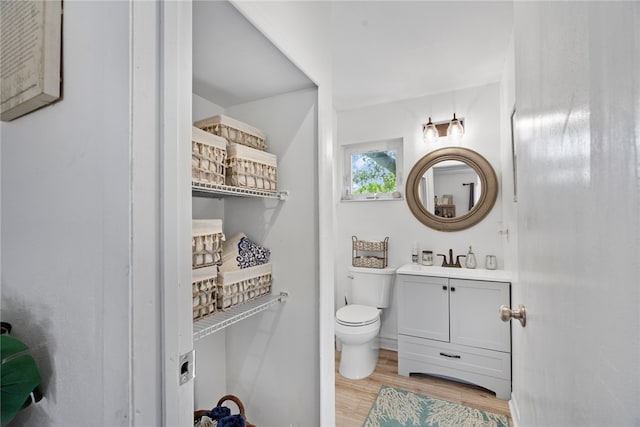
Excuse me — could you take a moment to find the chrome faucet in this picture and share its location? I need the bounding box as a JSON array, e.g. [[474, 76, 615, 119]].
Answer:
[[437, 249, 466, 268]]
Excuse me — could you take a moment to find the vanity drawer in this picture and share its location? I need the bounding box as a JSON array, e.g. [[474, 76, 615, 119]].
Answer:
[[398, 334, 510, 380]]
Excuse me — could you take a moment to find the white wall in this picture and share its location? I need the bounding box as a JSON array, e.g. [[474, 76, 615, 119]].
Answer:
[[230, 2, 336, 425], [224, 88, 319, 426], [511, 2, 639, 426], [0, 2, 131, 425], [335, 83, 507, 346]]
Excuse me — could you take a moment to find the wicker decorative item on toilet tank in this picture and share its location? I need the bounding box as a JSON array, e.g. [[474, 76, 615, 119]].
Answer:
[[352, 236, 389, 268]]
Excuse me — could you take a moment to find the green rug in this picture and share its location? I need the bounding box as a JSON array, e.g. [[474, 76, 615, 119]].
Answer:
[[364, 385, 509, 427]]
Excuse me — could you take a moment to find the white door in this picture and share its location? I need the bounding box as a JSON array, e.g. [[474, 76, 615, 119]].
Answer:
[[397, 275, 449, 342], [449, 279, 510, 352], [511, 2, 640, 425]]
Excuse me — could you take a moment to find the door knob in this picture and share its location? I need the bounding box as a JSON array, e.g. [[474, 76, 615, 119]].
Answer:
[[500, 304, 527, 327]]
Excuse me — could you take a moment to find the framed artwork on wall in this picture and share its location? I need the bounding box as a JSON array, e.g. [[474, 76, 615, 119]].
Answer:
[[510, 106, 518, 203], [1, 0, 62, 121]]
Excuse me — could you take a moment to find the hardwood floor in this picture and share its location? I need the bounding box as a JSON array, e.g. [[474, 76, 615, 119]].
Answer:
[[335, 349, 512, 426]]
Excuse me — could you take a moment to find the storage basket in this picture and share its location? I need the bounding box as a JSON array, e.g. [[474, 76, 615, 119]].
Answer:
[[192, 266, 218, 321], [194, 114, 267, 151], [194, 394, 256, 427], [217, 263, 272, 311], [226, 143, 277, 192], [192, 219, 225, 269], [352, 235, 389, 268], [192, 127, 227, 186]]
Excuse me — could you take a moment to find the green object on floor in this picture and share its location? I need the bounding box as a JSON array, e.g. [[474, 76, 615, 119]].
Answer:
[[364, 385, 509, 427], [1, 335, 42, 426]]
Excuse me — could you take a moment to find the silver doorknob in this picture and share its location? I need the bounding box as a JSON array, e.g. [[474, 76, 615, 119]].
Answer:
[[500, 304, 527, 327]]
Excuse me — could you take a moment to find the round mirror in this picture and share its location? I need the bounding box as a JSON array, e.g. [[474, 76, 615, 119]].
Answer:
[[406, 147, 498, 231]]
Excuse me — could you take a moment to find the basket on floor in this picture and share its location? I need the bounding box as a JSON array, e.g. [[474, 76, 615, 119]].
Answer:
[[194, 394, 255, 427]]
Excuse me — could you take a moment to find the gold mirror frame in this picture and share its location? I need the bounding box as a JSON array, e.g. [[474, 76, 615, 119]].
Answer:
[[406, 147, 498, 232]]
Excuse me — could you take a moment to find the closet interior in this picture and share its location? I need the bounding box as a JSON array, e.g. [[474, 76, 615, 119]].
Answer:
[[190, 1, 320, 424]]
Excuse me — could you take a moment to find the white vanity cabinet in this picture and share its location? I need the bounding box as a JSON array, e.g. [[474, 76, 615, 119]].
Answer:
[[396, 264, 512, 399]]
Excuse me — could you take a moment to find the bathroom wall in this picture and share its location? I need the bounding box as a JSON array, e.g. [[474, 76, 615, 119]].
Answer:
[[335, 83, 507, 347]]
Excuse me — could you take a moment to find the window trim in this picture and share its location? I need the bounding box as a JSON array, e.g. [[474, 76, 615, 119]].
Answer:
[[342, 137, 403, 201]]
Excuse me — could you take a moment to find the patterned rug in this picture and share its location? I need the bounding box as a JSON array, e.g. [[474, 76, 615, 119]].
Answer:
[[364, 385, 509, 427]]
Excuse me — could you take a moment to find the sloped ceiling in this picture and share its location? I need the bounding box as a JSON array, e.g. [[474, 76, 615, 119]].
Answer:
[[192, 1, 514, 110], [193, 0, 315, 108]]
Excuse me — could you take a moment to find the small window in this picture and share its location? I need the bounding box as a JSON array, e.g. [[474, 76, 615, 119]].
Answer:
[[342, 138, 403, 201]]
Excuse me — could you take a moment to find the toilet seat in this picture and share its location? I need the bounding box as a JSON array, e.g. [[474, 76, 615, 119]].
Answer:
[[336, 304, 380, 327]]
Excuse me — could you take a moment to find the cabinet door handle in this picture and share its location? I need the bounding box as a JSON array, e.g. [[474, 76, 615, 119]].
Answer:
[[451, 287, 456, 292], [442, 285, 447, 291], [439, 352, 461, 359]]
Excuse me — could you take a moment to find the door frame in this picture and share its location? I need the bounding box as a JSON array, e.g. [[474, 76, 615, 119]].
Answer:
[[131, 1, 193, 425]]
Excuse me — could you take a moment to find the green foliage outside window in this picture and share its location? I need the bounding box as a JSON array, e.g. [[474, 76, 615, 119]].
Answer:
[[352, 151, 397, 194]]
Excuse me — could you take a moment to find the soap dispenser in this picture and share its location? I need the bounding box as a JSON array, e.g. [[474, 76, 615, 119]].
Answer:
[[465, 246, 477, 269]]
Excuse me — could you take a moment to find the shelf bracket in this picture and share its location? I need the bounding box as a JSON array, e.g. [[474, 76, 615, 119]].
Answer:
[[277, 191, 289, 201]]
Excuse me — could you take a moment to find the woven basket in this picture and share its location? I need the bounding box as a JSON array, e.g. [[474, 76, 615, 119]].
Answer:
[[352, 256, 388, 269], [192, 220, 225, 269], [192, 266, 218, 321], [225, 143, 277, 192], [217, 263, 272, 311], [194, 114, 266, 151], [192, 127, 227, 186], [352, 236, 389, 269], [194, 394, 256, 427]]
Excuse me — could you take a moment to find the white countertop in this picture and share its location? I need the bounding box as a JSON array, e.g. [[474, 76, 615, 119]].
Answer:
[[397, 263, 512, 282]]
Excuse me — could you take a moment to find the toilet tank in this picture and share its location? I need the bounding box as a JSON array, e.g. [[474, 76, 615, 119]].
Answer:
[[349, 266, 396, 308]]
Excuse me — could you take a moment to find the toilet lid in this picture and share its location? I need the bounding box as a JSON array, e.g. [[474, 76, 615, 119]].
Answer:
[[336, 305, 380, 326]]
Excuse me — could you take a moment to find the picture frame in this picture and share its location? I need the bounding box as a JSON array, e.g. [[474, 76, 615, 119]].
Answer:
[[510, 106, 518, 202], [1, 1, 62, 121]]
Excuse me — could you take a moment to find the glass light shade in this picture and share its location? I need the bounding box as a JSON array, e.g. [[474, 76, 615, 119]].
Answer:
[[423, 117, 439, 143], [447, 113, 464, 141]]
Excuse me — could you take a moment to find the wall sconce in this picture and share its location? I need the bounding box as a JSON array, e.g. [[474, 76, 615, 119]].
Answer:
[[422, 117, 439, 143], [423, 115, 465, 143], [447, 113, 465, 141]]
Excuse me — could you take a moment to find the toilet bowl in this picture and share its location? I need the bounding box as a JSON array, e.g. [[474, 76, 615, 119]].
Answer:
[[335, 304, 382, 379], [335, 266, 396, 380]]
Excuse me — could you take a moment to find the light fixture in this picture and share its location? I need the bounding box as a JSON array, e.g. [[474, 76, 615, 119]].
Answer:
[[447, 113, 465, 141], [422, 116, 439, 143]]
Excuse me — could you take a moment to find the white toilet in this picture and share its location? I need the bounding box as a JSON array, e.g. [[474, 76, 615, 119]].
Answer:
[[335, 266, 396, 380]]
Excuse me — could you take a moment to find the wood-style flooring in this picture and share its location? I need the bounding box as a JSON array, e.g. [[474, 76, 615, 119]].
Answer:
[[335, 349, 512, 426]]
